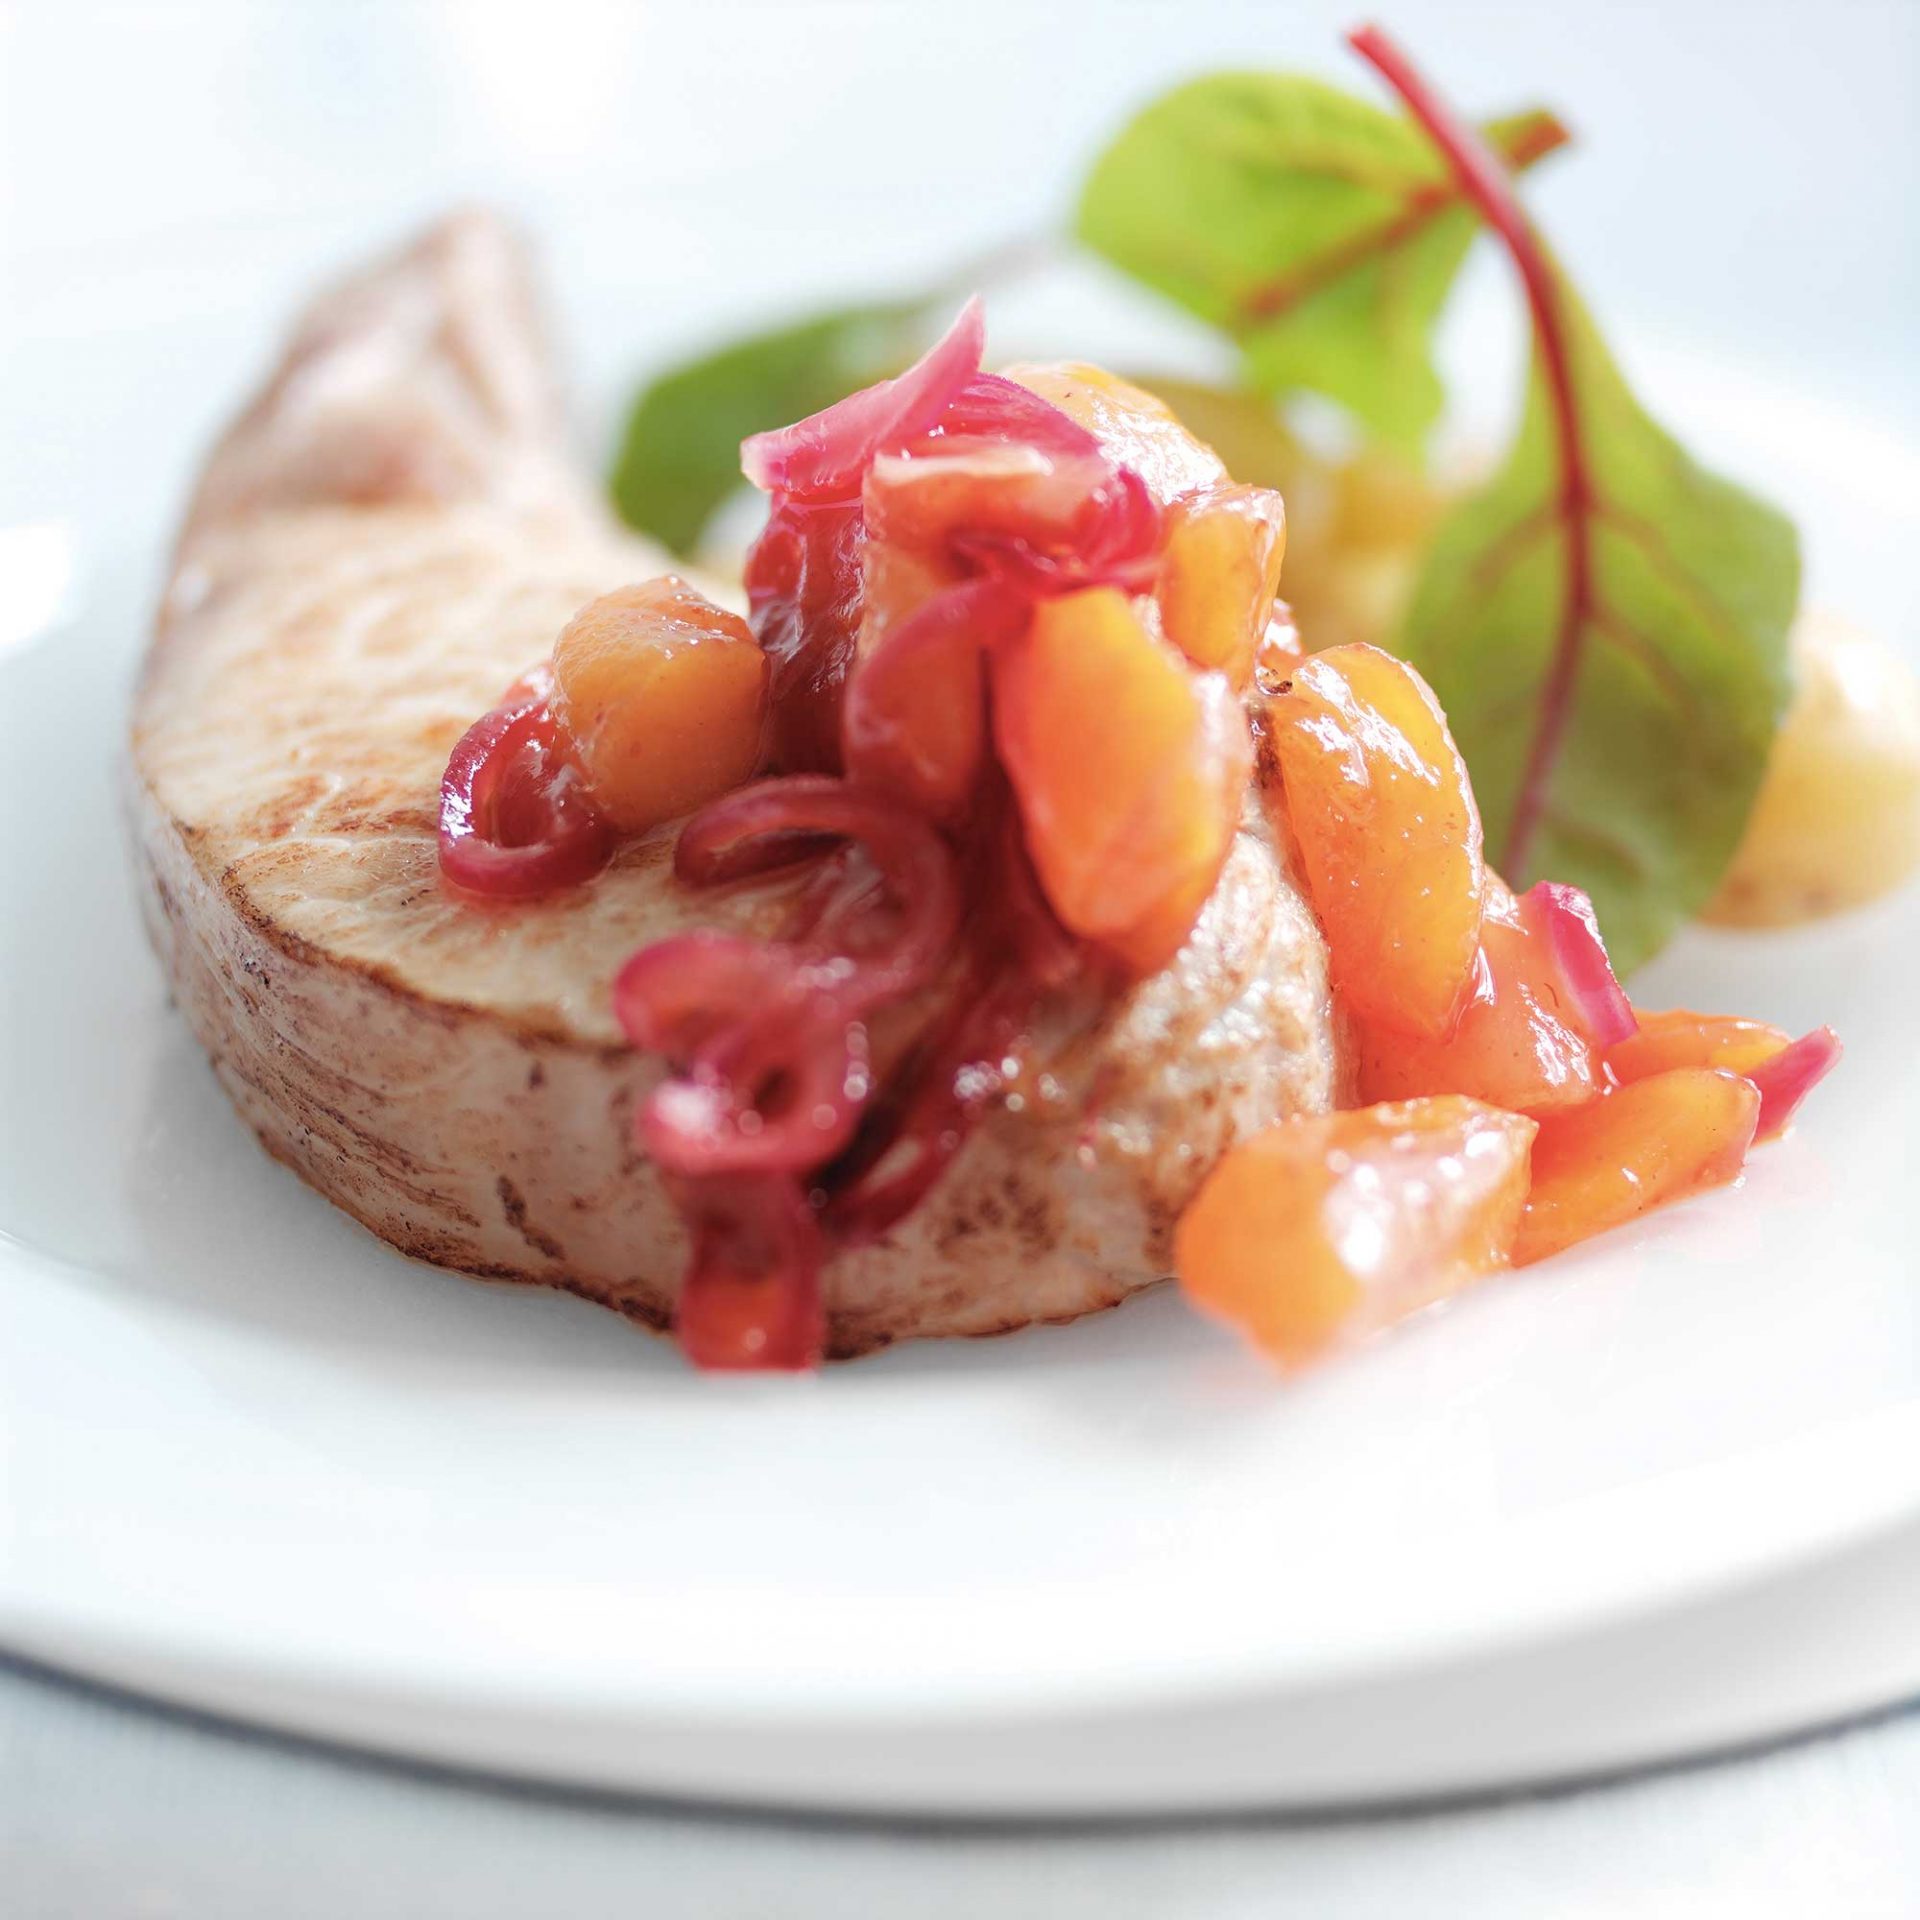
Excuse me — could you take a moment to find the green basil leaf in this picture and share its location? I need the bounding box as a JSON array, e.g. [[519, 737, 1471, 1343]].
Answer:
[[1076, 75, 1567, 452], [610, 299, 935, 555], [1397, 278, 1800, 972]]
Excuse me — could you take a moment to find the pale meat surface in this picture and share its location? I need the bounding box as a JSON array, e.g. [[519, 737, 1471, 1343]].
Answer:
[[129, 213, 1345, 1355]]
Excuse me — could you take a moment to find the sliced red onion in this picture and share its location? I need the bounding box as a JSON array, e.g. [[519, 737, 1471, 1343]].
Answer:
[[1522, 881, 1637, 1047], [951, 464, 1161, 594], [438, 672, 612, 899], [673, 1173, 825, 1371], [821, 970, 1032, 1244], [818, 790, 1078, 1244], [675, 777, 961, 999], [916, 372, 1101, 459], [744, 492, 865, 774], [840, 576, 1028, 815], [983, 785, 1083, 988], [612, 932, 798, 1060], [740, 297, 986, 500], [1747, 1025, 1842, 1140], [639, 992, 870, 1177]]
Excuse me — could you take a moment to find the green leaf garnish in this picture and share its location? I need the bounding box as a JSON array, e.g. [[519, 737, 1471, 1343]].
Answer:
[[605, 32, 1804, 968], [1076, 74, 1568, 451], [1352, 26, 1799, 971], [610, 299, 936, 555], [1398, 286, 1797, 970]]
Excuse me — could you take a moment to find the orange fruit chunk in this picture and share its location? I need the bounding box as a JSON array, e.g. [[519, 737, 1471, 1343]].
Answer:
[[864, 443, 1101, 556], [1264, 643, 1485, 1039], [858, 534, 960, 658], [856, 439, 1128, 655], [1513, 1068, 1760, 1266], [1606, 1008, 1788, 1082], [841, 579, 1025, 823], [1174, 1098, 1536, 1369], [1605, 1010, 1840, 1143], [1157, 483, 1288, 687], [994, 587, 1249, 970], [1096, 672, 1253, 976], [549, 578, 767, 834], [1356, 878, 1599, 1115], [998, 361, 1229, 504]]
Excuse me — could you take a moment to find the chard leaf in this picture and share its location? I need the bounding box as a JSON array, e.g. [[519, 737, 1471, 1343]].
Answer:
[[1075, 75, 1567, 452], [1398, 279, 1799, 972], [610, 299, 934, 555]]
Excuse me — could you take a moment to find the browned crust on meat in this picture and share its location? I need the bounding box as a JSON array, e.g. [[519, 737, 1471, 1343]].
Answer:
[[133, 737, 1338, 1358], [131, 765, 695, 1330]]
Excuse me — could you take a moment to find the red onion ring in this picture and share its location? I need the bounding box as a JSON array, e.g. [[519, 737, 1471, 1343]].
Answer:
[[675, 777, 962, 1000], [639, 992, 871, 1177], [621, 778, 965, 1196], [613, 932, 801, 1060], [438, 671, 613, 898], [745, 492, 866, 774]]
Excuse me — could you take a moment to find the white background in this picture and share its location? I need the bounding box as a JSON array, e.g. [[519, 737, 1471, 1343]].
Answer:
[[5, 0, 1918, 538], [3, 1, 1917, 1912]]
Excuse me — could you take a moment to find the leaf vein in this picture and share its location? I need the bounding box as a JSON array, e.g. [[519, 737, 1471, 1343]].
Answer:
[[1586, 602, 1706, 721], [1410, 505, 1557, 665], [1592, 501, 1758, 666], [1237, 114, 1568, 324]]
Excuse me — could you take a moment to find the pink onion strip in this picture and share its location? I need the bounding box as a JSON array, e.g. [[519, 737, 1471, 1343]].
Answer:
[[740, 297, 987, 500], [1523, 881, 1637, 1046], [1748, 1025, 1843, 1140], [916, 372, 1102, 459]]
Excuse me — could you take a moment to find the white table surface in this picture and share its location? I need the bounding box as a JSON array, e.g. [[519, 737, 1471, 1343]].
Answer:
[[4, 1661, 1917, 1918], [4, 2, 1917, 1909]]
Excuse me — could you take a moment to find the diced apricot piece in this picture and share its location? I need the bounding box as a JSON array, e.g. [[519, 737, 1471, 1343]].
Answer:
[[550, 578, 768, 833], [858, 531, 961, 657], [1356, 878, 1599, 1115], [1513, 1069, 1760, 1266], [994, 587, 1249, 969], [999, 361, 1229, 504], [1606, 1011, 1841, 1142], [1265, 643, 1485, 1039], [1607, 1009, 1790, 1084], [1157, 483, 1287, 687], [1099, 856, 1218, 978], [1094, 672, 1251, 975], [859, 443, 1125, 650], [1174, 1098, 1536, 1369], [841, 579, 1026, 823], [864, 444, 1097, 556]]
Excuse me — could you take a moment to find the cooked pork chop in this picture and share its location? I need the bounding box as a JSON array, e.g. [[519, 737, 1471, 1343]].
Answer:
[[129, 213, 1344, 1356]]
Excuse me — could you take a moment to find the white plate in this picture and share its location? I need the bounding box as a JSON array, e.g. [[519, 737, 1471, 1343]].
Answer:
[[3, 289, 1919, 1813]]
